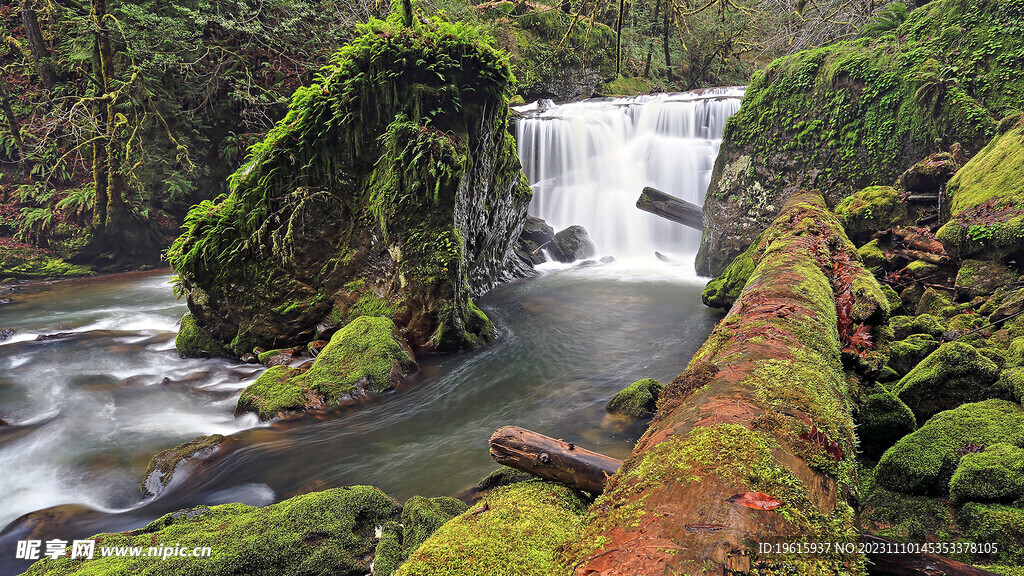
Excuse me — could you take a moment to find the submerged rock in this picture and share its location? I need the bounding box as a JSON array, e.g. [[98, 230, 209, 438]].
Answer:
[[0, 328, 13, 341], [236, 316, 417, 420], [21, 486, 400, 576], [875, 399, 1024, 495], [168, 16, 531, 358], [606, 378, 663, 417], [893, 341, 1002, 422], [140, 434, 228, 497], [949, 443, 1024, 504], [549, 225, 596, 263]]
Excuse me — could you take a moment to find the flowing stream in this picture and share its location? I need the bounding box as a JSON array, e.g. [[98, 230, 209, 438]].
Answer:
[[0, 89, 741, 574]]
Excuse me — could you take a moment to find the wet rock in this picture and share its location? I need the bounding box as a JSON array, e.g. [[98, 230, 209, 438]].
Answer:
[[140, 434, 228, 497], [175, 313, 228, 358], [236, 316, 417, 420], [895, 152, 958, 193], [606, 378, 663, 418], [702, 238, 760, 309], [954, 260, 1017, 300], [857, 386, 916, 459], [890, 314, 946, 340], [240, 352, 259, 364], [834, 186, 912, 245], [257, 346, 301, 367], [307, 339, 329, 357], [599, 256, 615, 264], [0, 328, 13, 341], [949, 443, 1024, 503], [34, 332, 77, 341], [520, 216, 554, 246], [20, 486, 400, 576], [875, 399, 1024, 495], [549, 225, 596, 263], [576, 259, 599, 267], [0, 416, 7, 426], [517, 238, 547, 265], [894, 341, 1002, 422]]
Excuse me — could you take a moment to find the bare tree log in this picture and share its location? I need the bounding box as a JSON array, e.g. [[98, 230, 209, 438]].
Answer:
[[488, 426, 621, 495], [893, 227, 947, 256], [893, 249, 950, 265], [636, 186, 703, 230]]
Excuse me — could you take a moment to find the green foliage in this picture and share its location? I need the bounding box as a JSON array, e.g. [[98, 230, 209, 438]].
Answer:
[[860, 2, 909, 38], [21, 486, 400, 576]]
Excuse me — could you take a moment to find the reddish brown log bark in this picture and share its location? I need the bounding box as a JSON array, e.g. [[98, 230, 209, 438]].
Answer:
[[488, 426, 622, 495], [894, 249, 950, 265], [893, 227, 947, 256]]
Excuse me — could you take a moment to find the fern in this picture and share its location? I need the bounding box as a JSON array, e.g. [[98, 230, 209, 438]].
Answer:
[[860, 2, 908, 38]]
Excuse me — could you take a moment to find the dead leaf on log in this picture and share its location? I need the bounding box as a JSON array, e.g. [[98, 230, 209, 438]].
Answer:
[[685, 523, 729, 532], [799, 425, 843, 461], [726, 492, 783, 510]]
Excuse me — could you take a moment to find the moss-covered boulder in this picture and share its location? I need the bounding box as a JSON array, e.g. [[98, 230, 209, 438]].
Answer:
[[834, 186, 910, 245], [890, 314, 946, 340], [0, 245, 93, 280], [702, 234, 764, 309], [696, 0, 1024, 276], [859, 465, 961, 543], [167, 14, 532, 358], [175, 313, 229, 358], [371, 496, 467, 576], [936, 121, 1024, 263], [857, 238, 889, 269], [895, 152, 959, 193], [875, 399, 1024, 495], [605, 378, 663, 417], [548, 225, 595, 263], [960, 503, 1024, 566], [955, 260, 1019, 300], [914, 287, 952, 316], [857, 387, 917, 459], [236, 317, 417, 420], [140, 434, 227, 497], [22, 486, 400, 575], [949, 443, 1024, 504], [893, 341, 1002, 422], [393, 482, 588, 576], [887, 333, 939, 375]]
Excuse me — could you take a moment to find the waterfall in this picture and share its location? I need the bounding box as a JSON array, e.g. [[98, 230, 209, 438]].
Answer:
[[515, 87, 744, 260]]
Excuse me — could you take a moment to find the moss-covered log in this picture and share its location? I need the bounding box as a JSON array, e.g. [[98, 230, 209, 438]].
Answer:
[[558, 192, 888, 575]]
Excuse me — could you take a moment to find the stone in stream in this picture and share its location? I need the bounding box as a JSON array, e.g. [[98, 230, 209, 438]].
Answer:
[[140, 434, 229, 497], [0, 416, 7, 426], [606, 378, 663, 418], [549, 225, 596, 263], [0, 328, 13, 341], [520, 215, 554, 246]]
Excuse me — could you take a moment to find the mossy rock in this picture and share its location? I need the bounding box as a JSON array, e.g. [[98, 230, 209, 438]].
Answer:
[[987, 287, 1024, 324], [474, 465, 537, 492], [857, 238, 889, 269], [175, 313, 228, 358], [702, 241, 759, 309], [859, 465, 961, 543], [875, 399, 1024, 495], [891, 314, 946, 340], [835, 186, 910, 245], [895, 152, 958, 193], [894, 341, 1002, 422], [372, 521, 404, 576], [393, 482, 588, 576], [949, 443, 1024, 504], [880, 283, 903, 313], [960, 503, 1024, 566], [140, 434, 227, 497], [400, 496, 468, 555], [857, 387, 917, 459], [1003, 367, 1024, 403], [520, 215, 554, 246], [937, 124, 1024, 263], [887, 334, 939, 376], [22, 486, 400, 576], [605, 378, 663, 418], [549, 225, 596, 263], [0, 246, 94, 280], [236, 317, 417, 420], [955, 260, 1019, 300]]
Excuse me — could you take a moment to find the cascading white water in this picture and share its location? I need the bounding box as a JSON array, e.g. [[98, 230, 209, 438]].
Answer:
[[515, 87, 744, 260]]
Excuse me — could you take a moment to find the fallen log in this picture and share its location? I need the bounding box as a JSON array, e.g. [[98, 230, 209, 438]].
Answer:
[[864, 536, 1001, 576], [894, 227, 947, 256], [488, 426, 621, 495], [893, 248, 950, 265], [636, 186, 703, 231]]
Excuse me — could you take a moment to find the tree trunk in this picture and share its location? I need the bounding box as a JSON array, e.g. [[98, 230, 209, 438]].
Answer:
[[636, 186, 703, 230], [663, 4, 673, 83], [557, 192, 888, 575], [614, 0, 625, 77], [91, 0, 127, 230], [19, 0, 59, 91], [0, 76, 26, 163], [643, 0, 659, 78], [489, 426, 621, 495], [90, 31, 108, 228]]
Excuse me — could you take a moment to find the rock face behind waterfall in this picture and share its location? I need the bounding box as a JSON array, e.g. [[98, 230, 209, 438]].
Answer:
[[168, 16, 532, 357], [696, 0, 1024, 277]]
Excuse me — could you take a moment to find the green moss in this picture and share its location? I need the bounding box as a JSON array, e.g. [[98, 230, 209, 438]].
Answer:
[[237, 317, 416, 420], [605, 378, 663, 417], [858, 388, 917, 459], [372, 521, 404, 576], [257, 347, 295, 365], [880, 283, 903, 313], [140, 435, 225, 496], [702, 240, 760, 309], [894, 341, 1002, 422], [949, 443, 1024, 504], [175, 313, 228, 358], [0, 246, 94, 280], [1004, 367, 1024, 403], [857, 238, 888, 269], [348, 291, 397, 322], [890, 314, 946, 339], [393, 482, 588, 576], [960, 503, 1024, 566], [597, 75, 656, 96], [875, 399, 1024, 495], [835, 186, 910, 244], [22, 486, 400, 576], [400, 496, 468, 555], [887, 334, 939, 375], [955, 260, 1019, 300], [859, 465, 961, 543]]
